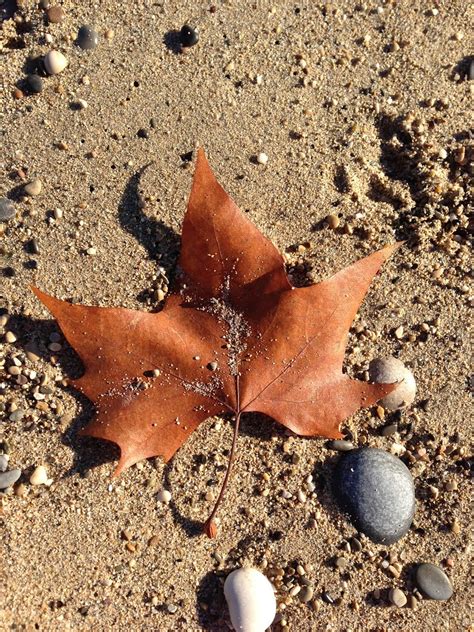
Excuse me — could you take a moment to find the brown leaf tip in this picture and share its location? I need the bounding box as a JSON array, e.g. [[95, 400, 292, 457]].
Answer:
[[203, 518, 218, 538]]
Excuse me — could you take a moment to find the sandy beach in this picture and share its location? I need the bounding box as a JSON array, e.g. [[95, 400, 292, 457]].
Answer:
[[1, 0, 473, 630]]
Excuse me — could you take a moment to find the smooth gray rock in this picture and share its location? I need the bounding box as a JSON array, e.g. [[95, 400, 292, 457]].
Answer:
[[0, 197, 16, 221], [0, 468, 21, 489], [415, 563, 453, 600], [77, 25, 99, 50], [333, 447, 415, 544], [0, 454, 9, 472]]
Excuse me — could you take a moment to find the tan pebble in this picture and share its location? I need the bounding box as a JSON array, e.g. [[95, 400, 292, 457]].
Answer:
[[394, 325, 404, 339], [148, 535, 160, 547], [389, 587, 407, 608], [256, 152, 268, 165], [44, 50, 68, 75], [24, 179, 42, 197], [326, 214, 340, 229], [450, 519, 461, 535], [30, 465, 53, 486], [5, 331, 17, 343], [104, 28, 115, 40]]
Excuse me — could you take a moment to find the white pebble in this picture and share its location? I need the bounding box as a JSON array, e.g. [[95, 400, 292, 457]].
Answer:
[[76, 99, 88, 110], [157, 489, 171, 503], [30, 465, 53, 486], [224, 567, 276, 632], [368, 356, 417, 410], [44, 50, 68, 75], [256, 152, 268, 165]]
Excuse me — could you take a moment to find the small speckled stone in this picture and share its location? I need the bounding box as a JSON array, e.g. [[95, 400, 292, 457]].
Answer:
[[333, 447, 415, 544], [389, 587, 407, 608], [0, 197, 16, 221], [30, 465, 53, 486], [0, 468, 21, 490], [77, 25, 99, 50], [415, 563, 453, 600]]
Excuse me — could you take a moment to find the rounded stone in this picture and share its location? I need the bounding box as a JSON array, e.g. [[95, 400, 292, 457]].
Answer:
[[333, 447, 415, 544], [26, 74, 44, 94], [0, 197, 16, 221], [415, 563, 453, 600], [180, 24, 199, 47], [157, 489, 171, 503], [44, 50, 68, 75], [368, 356, 416, 410], [46, 5, 65, 23], [0, 468, 21, 490], [24, 178, 42, 196], [224, 567, 276, 632], [389, 587, 407, 608], [76, 25, 99, 50]]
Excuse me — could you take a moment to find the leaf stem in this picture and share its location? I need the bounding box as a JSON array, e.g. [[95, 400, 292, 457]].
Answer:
[[203, 375, 241, 536]]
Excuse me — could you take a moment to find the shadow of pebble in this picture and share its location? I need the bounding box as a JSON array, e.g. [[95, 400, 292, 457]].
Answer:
[[163, 30, 182, 54], [195, 570, 228, 631]]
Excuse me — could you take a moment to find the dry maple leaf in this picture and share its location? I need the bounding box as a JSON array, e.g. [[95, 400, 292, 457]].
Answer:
[[33, 149, 398, 536]]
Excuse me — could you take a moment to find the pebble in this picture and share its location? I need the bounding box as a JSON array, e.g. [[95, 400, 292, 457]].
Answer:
[[24, 179, 42, 197], [180, 24, 199, 47], [256, 152, 269, 165], [415, 563, 453, 600], [389, 587, 407, 608], [368, 357, 416, 410], [0, 455, 9, 472], [26, 74, 44, 94], [30, 465, 53, 486], [5, 331, 17, 343], [77, 25, 99, 50], [326, 214, 340, 229], [44, 50, 68, 75], [333, 447, 415, 544], [0, 197, 16, 222], [327, 439, 354, 452], [469, 60, 474, 81], [0, 468, 21, 490], [224, 567, 276, 632], [157, 489, 171, 503], [46, 5, 65, 23]]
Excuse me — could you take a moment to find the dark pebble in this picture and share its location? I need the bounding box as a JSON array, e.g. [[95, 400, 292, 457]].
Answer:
[[39, 0, 50, 8], [77, 25, 99, 50], [29, 238, 40, 254], [0, 197, 16, 222], [327, 439, 354, 452], [180, 24, 199, 47], [415, 563, 453, 600], [381, 423, 398, 437], [137, 128, 149, 139], [333, 447, 415, 544], [26, 74, 44, 94]]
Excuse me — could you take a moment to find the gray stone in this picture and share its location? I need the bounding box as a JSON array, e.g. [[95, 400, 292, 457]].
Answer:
[[327, 439, 354, 452], [77, 25, 99, 50], [333, 447, 415, 544], [0, 197, 16, 221], [0, 468, 21, 489], [415, 563, 453, 600], [0, 454, 9, 472]]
